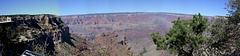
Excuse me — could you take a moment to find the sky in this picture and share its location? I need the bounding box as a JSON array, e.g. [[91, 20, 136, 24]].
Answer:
[[0, 0, 229, 16]]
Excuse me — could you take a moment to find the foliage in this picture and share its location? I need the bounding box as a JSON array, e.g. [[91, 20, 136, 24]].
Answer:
[[152, 13, 208, 56], [208, 18, 227, 43], [225, 0, 240, 15], [191, 0, 240, 55], [226, 0, 240, 24], [194, 17, 229, 56], [208, 0, 240, 55], [0, 24, 23, 56], [0, 25, 18, 44], [223, 0, 240, 55]]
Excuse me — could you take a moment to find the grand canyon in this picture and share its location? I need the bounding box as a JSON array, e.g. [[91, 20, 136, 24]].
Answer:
[[60, 12, 212, 56], [0, 12, 214, 56], [1, 0, 238, 56]]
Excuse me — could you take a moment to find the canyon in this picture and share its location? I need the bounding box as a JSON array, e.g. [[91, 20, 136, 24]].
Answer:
[[61, 12, 212, 55], [0, 12, 212, 56]]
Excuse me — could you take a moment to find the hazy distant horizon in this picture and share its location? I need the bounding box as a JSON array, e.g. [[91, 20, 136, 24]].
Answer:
[[0, 0, 228, 16], [0, 12, 217, 17]]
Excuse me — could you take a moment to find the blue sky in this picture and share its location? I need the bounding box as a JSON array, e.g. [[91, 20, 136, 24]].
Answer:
[[0, 0, 228, 16], [0, 0, 59, 15]]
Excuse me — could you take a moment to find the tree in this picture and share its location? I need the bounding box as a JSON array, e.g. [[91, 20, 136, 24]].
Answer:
[[226, 0, 240, 55], [225, 0, 240, 24], [192, 0, 240, 55], [222, 0, 240, 55], [152, 13, 208, 56]]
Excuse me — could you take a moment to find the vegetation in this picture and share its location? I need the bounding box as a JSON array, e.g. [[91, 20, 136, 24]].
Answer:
[[152, 0, 240, 56], [151, 13, 208, 56], [199, 0, 240, 55], [0, 24, 23, 56], [207, 0, 240, 55]]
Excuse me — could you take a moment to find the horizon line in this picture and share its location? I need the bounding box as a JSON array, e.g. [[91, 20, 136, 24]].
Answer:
[[0, 12, 228, 16]]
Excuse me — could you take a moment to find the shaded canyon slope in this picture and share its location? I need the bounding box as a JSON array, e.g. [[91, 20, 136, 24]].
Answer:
[[61, 12, 212, 55]]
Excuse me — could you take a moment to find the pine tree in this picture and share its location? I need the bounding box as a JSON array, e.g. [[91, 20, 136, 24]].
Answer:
[[152, 13, 208, 56]]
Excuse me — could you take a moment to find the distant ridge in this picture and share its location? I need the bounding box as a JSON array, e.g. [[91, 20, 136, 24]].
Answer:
[[60, 12, 213, 17]]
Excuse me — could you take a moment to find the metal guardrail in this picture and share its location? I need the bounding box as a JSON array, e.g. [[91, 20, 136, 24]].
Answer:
[[21, 50, 45, 56], [0, 21, 13, 23]]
